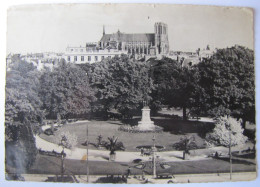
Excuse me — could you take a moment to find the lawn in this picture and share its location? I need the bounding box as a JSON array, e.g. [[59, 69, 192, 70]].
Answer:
[[40, 118, 214, 151], [27, 154, 256, 176]]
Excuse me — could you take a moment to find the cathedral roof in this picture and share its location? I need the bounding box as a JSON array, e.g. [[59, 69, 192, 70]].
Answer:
[[100, 34, 112, 42], [100, 32, 155, 43]]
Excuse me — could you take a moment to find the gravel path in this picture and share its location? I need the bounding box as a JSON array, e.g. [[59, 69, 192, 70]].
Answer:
[[35, 135, 215, 163]]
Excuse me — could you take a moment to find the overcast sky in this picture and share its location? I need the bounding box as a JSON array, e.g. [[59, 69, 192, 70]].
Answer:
[[6, 4, 254, 54]]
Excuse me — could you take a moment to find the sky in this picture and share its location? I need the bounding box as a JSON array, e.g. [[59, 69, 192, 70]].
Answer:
[[6, 4, 254, 54]]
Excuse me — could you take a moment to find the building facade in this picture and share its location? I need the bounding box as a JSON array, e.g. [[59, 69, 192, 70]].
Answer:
[[65, 46, 127, 64], [64, 22, 169, 64]]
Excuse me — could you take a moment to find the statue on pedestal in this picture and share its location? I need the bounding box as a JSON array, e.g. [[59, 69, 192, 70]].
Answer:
[[138, 100, 155, 131]]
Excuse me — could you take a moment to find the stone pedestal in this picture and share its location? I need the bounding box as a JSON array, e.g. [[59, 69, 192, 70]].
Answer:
[[138, 107, 155, 130]]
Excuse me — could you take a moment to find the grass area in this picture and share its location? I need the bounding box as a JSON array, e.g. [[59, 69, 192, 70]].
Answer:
[[27, 154, 256, 176], [40, 119, 214, 151]]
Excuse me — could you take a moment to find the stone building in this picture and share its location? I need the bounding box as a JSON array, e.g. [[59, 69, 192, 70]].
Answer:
[[99, 22, 169, 56], [64, 22, 169, 64]]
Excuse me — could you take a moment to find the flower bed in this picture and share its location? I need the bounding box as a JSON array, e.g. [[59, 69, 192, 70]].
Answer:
[[136, 145, 165, 151], [118, 125, 163, 133]]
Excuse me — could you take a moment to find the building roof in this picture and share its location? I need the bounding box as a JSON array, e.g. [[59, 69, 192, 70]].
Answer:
[[100, 34, 112, 42], [100, 31, 155, 43]]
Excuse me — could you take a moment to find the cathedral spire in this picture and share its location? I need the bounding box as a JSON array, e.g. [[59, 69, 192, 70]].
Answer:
[[103, 25, 105, 36]]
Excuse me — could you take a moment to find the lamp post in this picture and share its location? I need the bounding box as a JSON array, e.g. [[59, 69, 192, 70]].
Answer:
[[229, 128, 232, 180], [226, 116, 233, 181], [152, 135, 156, 178], [86, 122, 89, 182], [60, 136, 67, 182]]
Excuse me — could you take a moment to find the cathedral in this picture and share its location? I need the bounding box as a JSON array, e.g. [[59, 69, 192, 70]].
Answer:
[[98, 22, 169, 56], [65, 22, 169, 64]]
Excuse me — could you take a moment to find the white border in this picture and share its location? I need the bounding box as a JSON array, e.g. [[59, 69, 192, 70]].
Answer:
[[0, 1, 259, 187]]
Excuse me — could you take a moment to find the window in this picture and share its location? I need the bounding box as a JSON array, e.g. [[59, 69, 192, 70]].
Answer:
[[71, 49, 73, 52], [81, 56, 84, 61], [67, 56, 70, 62], [74, 56, 77, 61], [108, 56, 111, 59], [101, 56, 104, 60], [95, 56, 98, 61], [88, 56, 91, 61], [80, 49, 83, 52]]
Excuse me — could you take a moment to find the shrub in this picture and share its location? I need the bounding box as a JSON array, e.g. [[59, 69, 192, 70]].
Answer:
[[95, 135, 106, 148], [105, 136, 125, 155], [173, 135, 198, 153], [55, 131, 78, 149], [173, 135, 198, 160]]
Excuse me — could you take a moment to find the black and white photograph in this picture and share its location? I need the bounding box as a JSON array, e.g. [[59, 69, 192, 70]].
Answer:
[[3, 3, 257, 184]]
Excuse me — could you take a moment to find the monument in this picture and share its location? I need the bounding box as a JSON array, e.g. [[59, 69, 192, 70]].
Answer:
[[138, 101, 156, 131]]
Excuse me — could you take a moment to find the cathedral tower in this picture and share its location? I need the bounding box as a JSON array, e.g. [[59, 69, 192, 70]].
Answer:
[[154, 22, 169, 55]]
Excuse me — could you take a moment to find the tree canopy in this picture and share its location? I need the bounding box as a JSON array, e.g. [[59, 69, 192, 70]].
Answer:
[[40, 63, 94, 119], [5, 58, 42, 171], [194, 46, 255, 125], [206, 116, 248, 147], [86, 54, 154, 118], [151, 57, 198, 119], [5, 59, 44, 140]]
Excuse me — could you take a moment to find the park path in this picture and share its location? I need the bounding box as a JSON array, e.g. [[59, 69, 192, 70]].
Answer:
[[35, 135, 214, 162], [37, 120, 253, 163]]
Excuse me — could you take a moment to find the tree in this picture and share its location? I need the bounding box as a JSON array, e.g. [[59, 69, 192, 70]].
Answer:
[[105, 136, 125, 161], [206, 116, 248, 147], [40, 63, 94, 119], [5, 63, 44, 126], [5, 57, 44, 172], [173, 135, 198, 160], [151, 57, 181, 113], [86, 54, 154, 118], [56, 131, 78, 181], [5, 120, 38, 172], [194, 46, 255, 127], [174, 67, 200, 120], [151, 57, 198, 120], [96, 134, 106, 148]]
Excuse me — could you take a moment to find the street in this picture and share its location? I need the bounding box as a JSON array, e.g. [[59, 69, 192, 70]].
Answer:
[[19, 172, 257, 184]]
